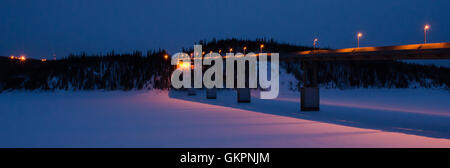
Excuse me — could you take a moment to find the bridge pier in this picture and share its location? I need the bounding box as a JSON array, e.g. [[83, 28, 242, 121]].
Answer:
[[236, 60, 251, 103], [301, 87, 319, 111], [301, 60, 320, 111], [206, 88, 217, 99], [188, 88, 196, 96]]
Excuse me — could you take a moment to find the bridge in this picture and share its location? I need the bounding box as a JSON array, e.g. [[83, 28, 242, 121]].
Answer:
[[188, 42, 450, 112], [283, 42, 450, 111], [283, 42, 450, 61]]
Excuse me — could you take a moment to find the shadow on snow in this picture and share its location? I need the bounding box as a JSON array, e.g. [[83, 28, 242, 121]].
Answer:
[[169, 89, 450, 140]]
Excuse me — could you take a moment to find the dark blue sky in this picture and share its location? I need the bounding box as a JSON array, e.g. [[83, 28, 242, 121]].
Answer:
[[1, 0, 449, 59]]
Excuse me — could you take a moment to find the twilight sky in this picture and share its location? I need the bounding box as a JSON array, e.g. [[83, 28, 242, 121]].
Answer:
[[1, 0, 449, 59]]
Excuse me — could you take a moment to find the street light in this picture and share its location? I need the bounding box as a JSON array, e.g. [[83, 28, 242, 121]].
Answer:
[[313, 38, 318, 50], [164, 54, 169, 60], [357, 33, 363, 48], [229, 48, 233, 53], [424, 24, 430, 44], [260, 44, 264, 53], [243, 46, 247, 54], [19, 56, 26, 61]]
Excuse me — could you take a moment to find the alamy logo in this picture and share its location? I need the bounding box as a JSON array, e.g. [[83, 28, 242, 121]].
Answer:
[[171, 45, 279, 99]]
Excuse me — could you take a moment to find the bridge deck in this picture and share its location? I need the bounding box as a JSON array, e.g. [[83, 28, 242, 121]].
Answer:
[[283, 42, 450, 61]]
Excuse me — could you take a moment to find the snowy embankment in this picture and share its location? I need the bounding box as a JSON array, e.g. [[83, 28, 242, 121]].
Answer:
[[1, 69, 449, 147]]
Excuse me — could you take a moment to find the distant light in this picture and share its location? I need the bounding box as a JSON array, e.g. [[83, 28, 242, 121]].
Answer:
[[202, 51, 205, 55], [41, 58, 47, 62], [358, 33, 363, 38], [218, 50, 222, 54], [19, 56, 26, 61], [260, 44, 264, 48], [229, 48, 233, 53], [243, 46, 247, 50], [424, 25, 430, 30], [10, 55, 15, 59], [164, 54, 169, 60]]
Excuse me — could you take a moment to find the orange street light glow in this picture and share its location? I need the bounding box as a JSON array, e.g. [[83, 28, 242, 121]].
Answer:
[[19, 56, 26, 61], [10, 56, 15, 59], [177, 62, 190, 69], [164, 54, 169, 60], [41, 59, 47, 62], [424, 24, 430, 44], [229, 48, 233, 53]]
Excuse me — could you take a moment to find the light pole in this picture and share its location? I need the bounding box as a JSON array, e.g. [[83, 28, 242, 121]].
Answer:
[[357, 33, 363, 48], [424, 25, 430, 44], [313, 38, 318, 50], [243, 46, 247, 55], [260, 44, 264, 53]]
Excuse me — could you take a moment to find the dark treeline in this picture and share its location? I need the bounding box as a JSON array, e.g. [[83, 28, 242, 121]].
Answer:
[[0, 50, 172, 92], [182, 38, 314, 53], [0, 38, 449, 92], [284, 60, 450, 89]]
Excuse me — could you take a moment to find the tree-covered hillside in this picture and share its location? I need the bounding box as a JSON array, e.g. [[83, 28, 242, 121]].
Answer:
[[0, 38, 448, 92]]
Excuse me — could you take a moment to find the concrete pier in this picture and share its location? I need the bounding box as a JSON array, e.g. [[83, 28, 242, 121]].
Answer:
[[237, 88, 251, 103], [206, 88, 217, 99]]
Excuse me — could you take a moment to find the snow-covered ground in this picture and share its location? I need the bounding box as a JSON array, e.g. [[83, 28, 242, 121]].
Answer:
[[0, 88, 449, 147], [1, 69, 449, 147]]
